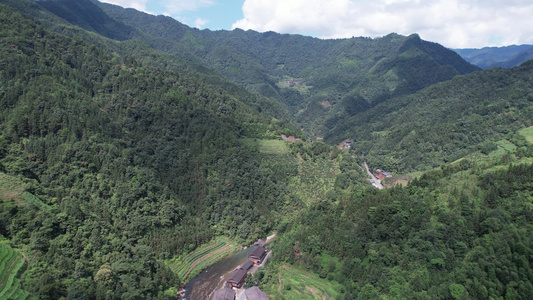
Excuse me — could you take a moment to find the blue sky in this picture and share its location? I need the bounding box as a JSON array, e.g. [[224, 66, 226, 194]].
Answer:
[[101, 0, 245, 30], [101, 0, 533, 48], [172, 0, 244, 30]]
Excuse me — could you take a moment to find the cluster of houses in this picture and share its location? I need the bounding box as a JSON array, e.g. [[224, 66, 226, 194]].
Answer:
[[281, 134, 300, 142], [284, 79, 305, 86], [213, 286, 268, 300], [213, 240, 269, 300], [375, 169, 392, 180], [339, 140, 352, 149]]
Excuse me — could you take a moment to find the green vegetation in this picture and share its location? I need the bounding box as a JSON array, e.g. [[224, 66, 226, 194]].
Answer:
[[336, 61, 533, 172], [270, 264, 342, 300], [0, 242, 29, 300], [263, 143, 533, 299], [23, 0, 479, 139], [0, 173, 24, 205], [0, 173, 48, 209], [1, 1, 533, 299], [165, 238, 236, 282], [519, 126, 533, 144], [258, 140, 289, 155]]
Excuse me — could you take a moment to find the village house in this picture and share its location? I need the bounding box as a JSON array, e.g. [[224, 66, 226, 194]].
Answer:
[[248, 245, 267, 265], [254, 240, 266, 248], [226, 268, 247, 288], [241, 260, 254, 271], [339, 140, 353, 149], [343, 141, 352, 149], [213, 286, 236, 300], [281, 134, 300, 142], [375, 169, 392, 180], [238, 286, 269, 300]]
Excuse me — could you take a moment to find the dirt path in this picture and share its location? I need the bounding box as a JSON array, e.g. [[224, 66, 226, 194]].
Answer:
[[364, 161, 383, 189]]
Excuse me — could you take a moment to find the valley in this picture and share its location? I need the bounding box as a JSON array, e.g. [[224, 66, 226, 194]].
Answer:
[[0, 0, 532, 299]]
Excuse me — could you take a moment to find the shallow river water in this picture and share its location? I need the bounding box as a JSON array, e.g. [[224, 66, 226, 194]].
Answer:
[[181, 247, 253, 300]]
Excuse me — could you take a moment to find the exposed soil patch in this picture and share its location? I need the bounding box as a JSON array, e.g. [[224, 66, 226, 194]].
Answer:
[[306, 286, 318, 296]]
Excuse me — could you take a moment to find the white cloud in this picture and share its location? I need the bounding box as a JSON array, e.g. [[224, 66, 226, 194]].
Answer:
[[100, 0, 150, 12], [232, 0, 533, 48], [194, 18, 209, 29]]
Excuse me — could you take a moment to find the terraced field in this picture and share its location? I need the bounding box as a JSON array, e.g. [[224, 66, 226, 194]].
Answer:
[[275, 264, 342, 300], [166, 238, 236, 282], [0, 243, 29, 300]]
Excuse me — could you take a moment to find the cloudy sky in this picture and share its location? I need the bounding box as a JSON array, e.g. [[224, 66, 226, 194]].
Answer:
[[100, 0, 533, 48]]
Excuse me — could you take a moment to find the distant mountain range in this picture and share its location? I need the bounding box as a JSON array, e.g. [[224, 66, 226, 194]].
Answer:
[[454, 44, 533, 69]]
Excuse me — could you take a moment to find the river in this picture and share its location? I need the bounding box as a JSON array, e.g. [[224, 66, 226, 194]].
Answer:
[[181, 247, 253, 300]]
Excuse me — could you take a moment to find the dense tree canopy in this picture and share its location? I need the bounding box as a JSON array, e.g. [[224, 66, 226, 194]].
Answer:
[[1, 1, 533, 300]]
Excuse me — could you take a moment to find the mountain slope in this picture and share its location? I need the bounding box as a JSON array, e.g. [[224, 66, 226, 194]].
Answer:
[[36, 0, 135, 40], [0, 3, 308, 298], [33, 0, 480, 138], [2, 1, 533, 299], [500, 47, 533, 68], [330, 60, 533, 172], [454, 44, 533, 69]]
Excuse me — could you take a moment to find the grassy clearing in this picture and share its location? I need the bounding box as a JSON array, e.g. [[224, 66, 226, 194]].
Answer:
[[240, 139, 289, 155], [495, 139, 517, 152], [271, 264, 342, 300], [258, 140, 288, 155], [165, 237, 236, 282], [0, 242, 28, 300], [0, 173, 24, 205], [0, 172, 49, 210], [518, 126, 533, 144]]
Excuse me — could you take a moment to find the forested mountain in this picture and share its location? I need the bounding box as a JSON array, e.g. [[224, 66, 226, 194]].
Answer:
[[29, 0, 479, 138], [263, 152, 533, 299], [329, 60, 533, 172], [454, 44, 533, 69], [0, 3, 321, 298], [1, 1, 533, 300]]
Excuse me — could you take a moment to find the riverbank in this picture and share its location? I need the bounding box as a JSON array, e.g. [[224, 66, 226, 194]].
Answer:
[[179, 235, 275, 300], [165, 237, 238, 285]]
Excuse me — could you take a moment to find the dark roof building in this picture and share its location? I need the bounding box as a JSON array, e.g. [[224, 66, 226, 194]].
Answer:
[[213, 286, 235, 300], [248, 245, 267, 264], [241, 260, 253, 271], [227, 269, 247, 288], [244, 286, 268, 300], [254, 239, 266, 248]]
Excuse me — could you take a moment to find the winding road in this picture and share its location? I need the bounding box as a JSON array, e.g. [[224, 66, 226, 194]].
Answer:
[[364, 161, 383, 189]]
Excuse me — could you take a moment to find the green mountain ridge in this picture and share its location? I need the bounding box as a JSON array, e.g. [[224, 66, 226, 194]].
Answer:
[[328, 60, 533, 172], [0, 3, 307, 298], [31, 0, 480, 139], [1, 1, 533, 299]]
